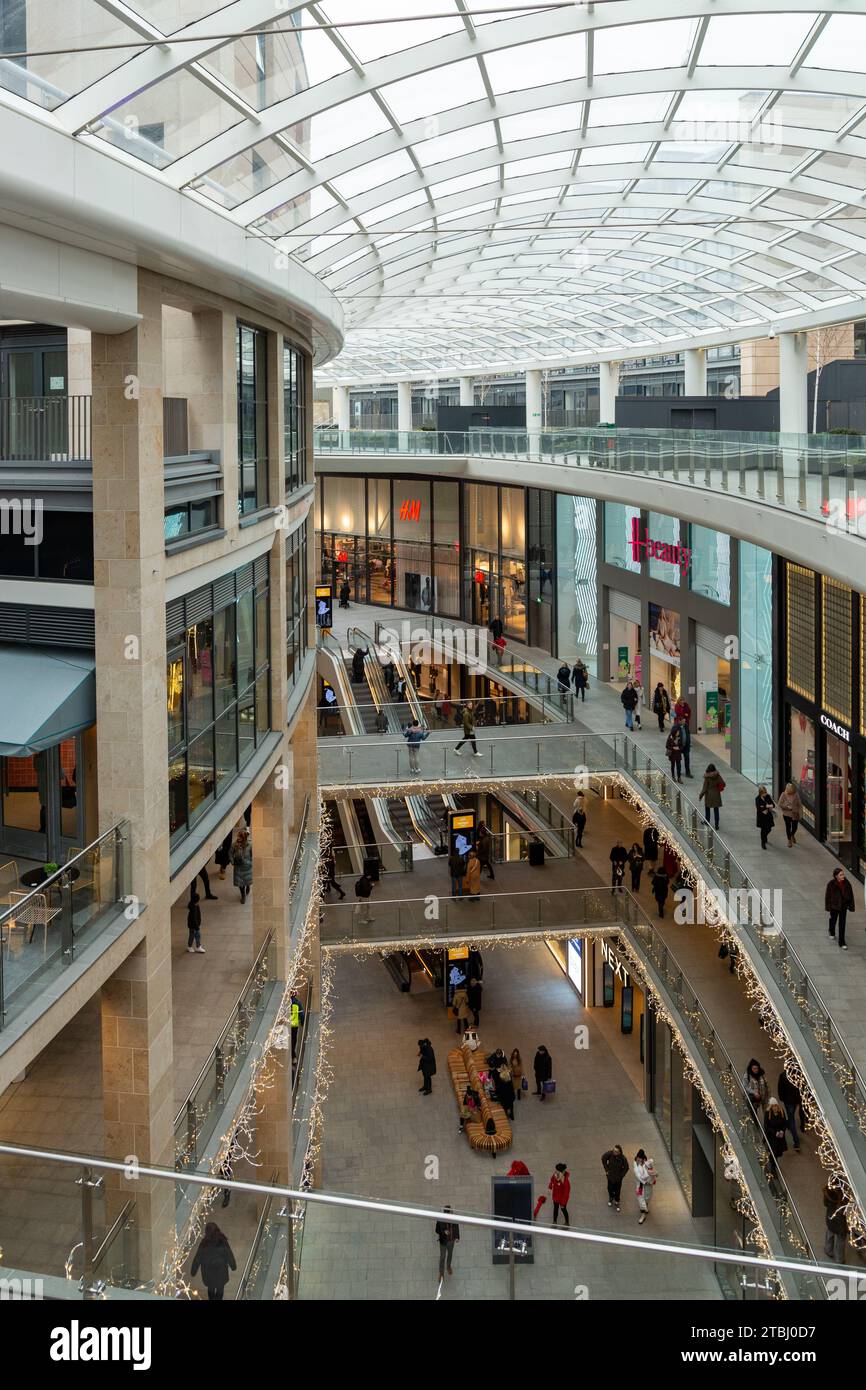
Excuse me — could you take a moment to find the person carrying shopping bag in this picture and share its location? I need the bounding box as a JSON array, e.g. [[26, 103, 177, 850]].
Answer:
[[633, 1149, 657, 1225]]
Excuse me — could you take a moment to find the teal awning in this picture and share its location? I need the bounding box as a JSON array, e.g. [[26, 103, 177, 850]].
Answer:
[[0, 647, 95, 757]]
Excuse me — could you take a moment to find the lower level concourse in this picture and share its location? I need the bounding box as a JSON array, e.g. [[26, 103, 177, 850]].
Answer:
[[299, 944, 720, 1301]]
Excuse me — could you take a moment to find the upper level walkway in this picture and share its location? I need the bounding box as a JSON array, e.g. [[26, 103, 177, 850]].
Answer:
[[315, 426, 866, 585]]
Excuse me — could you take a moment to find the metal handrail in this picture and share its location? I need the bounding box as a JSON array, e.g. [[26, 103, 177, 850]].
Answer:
[[0, 820, 128, 929]]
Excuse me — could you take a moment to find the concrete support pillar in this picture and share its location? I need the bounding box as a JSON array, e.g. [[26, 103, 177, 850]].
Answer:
[[251, 768, 293, 977], [684, 348, 707, 396], [525, 369, 543, 435], [779, 332, 808, 435], [397, 380, 413, 434], [334, 385, 350, 433], [459, 375, 474, 407], [598, 360, 619, 424], [257, 1050, 292, 1188], [92, 270, 175, 1281]]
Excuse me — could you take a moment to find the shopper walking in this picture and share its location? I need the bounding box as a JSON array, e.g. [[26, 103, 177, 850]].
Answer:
[[452, 984, 470, 1036], [215, 828, 234, 880], [652, 682, 670, 731], [755, 785, 776, 850], [454, 705, 481, 757], [475, 821, 495, 879], [823, 1182, 848, 1263], [777, 1070, 803, 1152], [572, 660, 589, 702], [633, 1150, 656, 1225], [556, 662, 571, 694], [434, 1208, 460, 1280], [351, 645, 368, 682], [192, 866, 218, 901], [375, 707, 388, 734], [621, 679, 639, 730], [231, 827, 253, 904], [642, 823, 659, 865], [609, 841, 628, 894], [777, 782, 803, 846], [677, 714, 692, 777], [186, 891, 204, 954], [353, 870, 374, 927], [448, 845, 466, 898], [495, 1062, 516, 1120], [699, 764, 724, 830], [339, 579, 351, 609], [825, 867, 854, 950], [674, 694, 691, 726], [467, 976, 483, 1027], [627, 842, 645, 892], [743, 1058, 769, 1120], [665, 723, 684, 783], [764, 1098, 789, 1161], [322, 847, 346, 899], [417, 1038, 436, 1095], [403, 718, 429, 774], [533, 1045, 553, 1100], [464, 849, 482, 901], [571, 792, 587, 848], [778, 783, 806, 845], [602, 1145, 629, 1212], [651, 865, 669, 918], [510, 1048, 525, 1100], [548, 1164, 571, 1225], [191, 1223, 236, 1301]]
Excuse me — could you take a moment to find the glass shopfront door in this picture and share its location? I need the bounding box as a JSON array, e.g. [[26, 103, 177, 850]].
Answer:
[[0, 737, 84, 864], [826, 732, 853, 866]]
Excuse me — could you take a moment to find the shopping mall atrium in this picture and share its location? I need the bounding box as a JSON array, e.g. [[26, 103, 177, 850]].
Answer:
[[4, 0, 866, 1322]]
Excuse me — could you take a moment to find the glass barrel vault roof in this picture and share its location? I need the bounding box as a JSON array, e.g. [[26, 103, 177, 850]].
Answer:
[[5, 1, 866, 379]]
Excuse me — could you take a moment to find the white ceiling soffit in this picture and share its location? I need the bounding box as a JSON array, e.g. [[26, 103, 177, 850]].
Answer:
[[6, 0, 866, 379]]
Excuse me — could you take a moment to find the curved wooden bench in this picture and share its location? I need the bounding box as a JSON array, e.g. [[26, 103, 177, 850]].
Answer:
[[448, 1044, 512, 1155]]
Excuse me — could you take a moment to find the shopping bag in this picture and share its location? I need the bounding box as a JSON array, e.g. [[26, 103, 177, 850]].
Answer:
[[543, 1079, 556, 1095], [463, 1029, 480, 1051]]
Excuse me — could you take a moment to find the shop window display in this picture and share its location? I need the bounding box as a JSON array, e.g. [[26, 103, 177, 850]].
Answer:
[[788, 708, 817, 828], [786, 563, 816, 702]]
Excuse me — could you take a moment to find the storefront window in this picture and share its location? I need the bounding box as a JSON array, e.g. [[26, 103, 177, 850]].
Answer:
[[556, 495, 597, 672], [788, 707, 817, 827], [433, 481, 460, 618], [167, 563, 271, 846], [286, 523, 309, 688], [322, 475, 365, 537], [786, 563, 816, 701], [236, 323, 268, 515], [739, 542, 773, 786], [826, 731, 853, 858], [603, 502, 641, 572], [822, 577, 853, 725], [648, 512, 681, 588], [283, 342, 307, 492], [689, 525, 730, 605], [467, 483, 498, 552]]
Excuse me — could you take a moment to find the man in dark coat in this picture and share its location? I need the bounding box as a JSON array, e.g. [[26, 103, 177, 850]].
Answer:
[[418, 1038, 436, 1094], [825, 868, 855, 949], [533, 1045, 553, 1100], [467, 977, 483, 1026]]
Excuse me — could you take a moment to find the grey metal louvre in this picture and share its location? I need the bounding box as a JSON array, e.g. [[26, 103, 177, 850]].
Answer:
[[254, 554, 269, 584], [166, 599, 185, 641], [185, 586, 213, 626], [213, 575, 234, 610], [0, 605, 29, 643], [0, 604, 94, 648], [235, 562, 254, 592], [608, 590, 641, 626], [695, 624, 729, 659]]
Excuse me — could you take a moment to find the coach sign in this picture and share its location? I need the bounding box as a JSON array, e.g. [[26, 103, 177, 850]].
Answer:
[[820, 712, 851, 743]]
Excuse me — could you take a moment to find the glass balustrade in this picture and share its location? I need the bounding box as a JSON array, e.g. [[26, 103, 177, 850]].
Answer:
[[315, 427, 866, 537]]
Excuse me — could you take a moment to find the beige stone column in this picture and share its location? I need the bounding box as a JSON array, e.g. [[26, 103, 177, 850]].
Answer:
[[256, 1049, 292, 1190], [91, 269, 175, 1280], [251, 768, 293, 976]]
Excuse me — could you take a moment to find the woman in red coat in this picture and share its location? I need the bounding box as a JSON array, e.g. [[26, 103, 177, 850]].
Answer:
[[548, 1163, 571, 1226]]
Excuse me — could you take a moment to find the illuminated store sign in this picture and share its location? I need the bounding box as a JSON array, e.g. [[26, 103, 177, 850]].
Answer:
[[820, 712, 850, 743], [399, 498, 422, 522], [630, 517, 691, 575]]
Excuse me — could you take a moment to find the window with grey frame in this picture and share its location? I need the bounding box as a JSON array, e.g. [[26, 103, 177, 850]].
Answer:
[[286, 522, 308, 687], [167, 563, 271, 847], [237, 322, 269, 515], [283, 342, 307, 493]]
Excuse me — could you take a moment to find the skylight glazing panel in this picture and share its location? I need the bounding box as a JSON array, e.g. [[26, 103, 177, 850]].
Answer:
[[701, 14, 816, 67], [308, 95, 391, 160], [484, 36, 585, 93], [317, 0, 462, 63], [129, 0, 227, 28], [95, 67, 242, 167], [581, 143, 650, 166], [499, 106, 582, 141], [731, 145, 808, 173], [197, 137, 301, 208], [588, 94, 669, 127], [199, 20, 307, 110], [418, 123, 495, 167], [0, 0, 148, 110], [255, 183, 337, 236], [505, 152, 573, 178], [808, 15, 866, 72], [594, 19, 697, 75], [330, 149, 415, 199], [655, 141, 728, 163], [769, 92, 863, 133], [383, 59, 487, 123], [808, 152, 866, 187]]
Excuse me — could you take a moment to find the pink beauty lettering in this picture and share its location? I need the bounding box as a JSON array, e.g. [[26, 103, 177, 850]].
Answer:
[[630, 517, 691, 575]]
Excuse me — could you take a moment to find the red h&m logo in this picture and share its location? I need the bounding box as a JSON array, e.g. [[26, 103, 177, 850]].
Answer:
[[399, 498, 422, 522], [630, 516, 691, 575]]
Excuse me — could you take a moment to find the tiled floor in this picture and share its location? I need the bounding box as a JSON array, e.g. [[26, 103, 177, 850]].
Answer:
[[299, 944, 722, 1301]]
